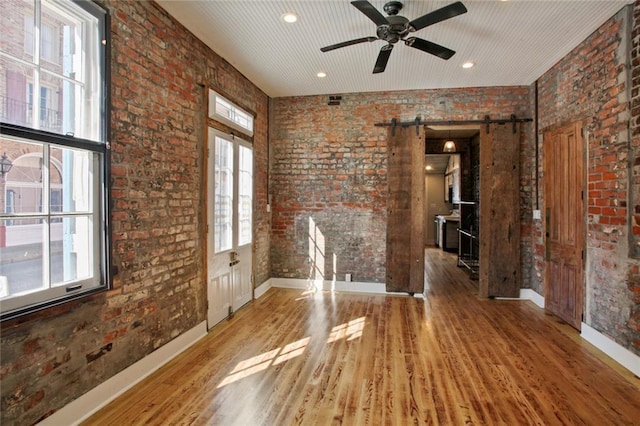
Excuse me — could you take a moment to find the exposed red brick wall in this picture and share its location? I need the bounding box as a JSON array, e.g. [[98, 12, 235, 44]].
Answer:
[[629, 0, 640, 352], [0, 1, 269, 424], [629, 1, 640, 259], [537, 4, 639, 354], [520, 85, 541, 294], [270, 88, 532, 284]]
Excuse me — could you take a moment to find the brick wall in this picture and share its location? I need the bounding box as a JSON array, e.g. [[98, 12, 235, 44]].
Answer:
[[270, 88, 531, 284], [0, 1, 269, 424], [629, 1, 640, 353], [537, 4, 639, 355]]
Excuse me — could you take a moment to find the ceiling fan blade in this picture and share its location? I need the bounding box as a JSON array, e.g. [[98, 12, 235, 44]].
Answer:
[[321, 36, 378, 53], [409, 1, 467, 32], [373, 44, 393, 74], [351, 1, 389, 27], [405, 37, 455, 60]]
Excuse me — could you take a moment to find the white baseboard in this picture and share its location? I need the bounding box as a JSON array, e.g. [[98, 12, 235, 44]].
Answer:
[[581, 322, 640, 377], [495, 288, 545, 309], [269, 278, 423, 298], [39, 321, 208, 426], [520, 288, 545, 308], [254, 278, 272, 299]]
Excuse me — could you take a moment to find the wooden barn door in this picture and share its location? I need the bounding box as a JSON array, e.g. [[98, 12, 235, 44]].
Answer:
[[386, 125, 424, 294], [544, 122, 584, 330], [479, 123, 521, 298]]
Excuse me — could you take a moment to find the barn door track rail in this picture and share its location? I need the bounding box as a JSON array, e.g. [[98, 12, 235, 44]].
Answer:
[[376, 114, 533, 136]]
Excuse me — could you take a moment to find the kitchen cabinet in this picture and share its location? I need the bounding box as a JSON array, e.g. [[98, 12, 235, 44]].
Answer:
[[436, 214, 459, 251]]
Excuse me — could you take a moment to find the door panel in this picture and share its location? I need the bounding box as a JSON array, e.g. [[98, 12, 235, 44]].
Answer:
[[233, 144, 253, 310], [208, 268, 230, 326], [544, 122, 584, 330], [479, 123, 521, 298], [386, 125, 424, 294], [233, 243, 252, 310]]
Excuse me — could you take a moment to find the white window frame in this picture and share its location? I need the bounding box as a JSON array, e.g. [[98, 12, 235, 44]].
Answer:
[[208, 90, 254, 137], [0, 0, 110, 321]]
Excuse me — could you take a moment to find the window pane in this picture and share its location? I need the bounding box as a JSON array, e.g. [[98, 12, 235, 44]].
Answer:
[[238, 145, 252, 246], [0, 58, 37, 129], [0, 218, 46, 299], [215, 98, 233, 121], [209, 90, 254, 136], [51, 215, 93, 285], [40, 19, 60, 66], [214, 137, 233, 253], [50, 146, 92, 213], [3, 143, 45, 216], [0, 0, 36, 62]]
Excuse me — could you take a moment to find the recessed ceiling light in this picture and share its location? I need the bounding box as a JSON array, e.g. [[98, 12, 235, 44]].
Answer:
[[317, 71, 327, 78], [462, 61, 475, 69], [425, 165, 433, 171], [282, 12, 298, 23]]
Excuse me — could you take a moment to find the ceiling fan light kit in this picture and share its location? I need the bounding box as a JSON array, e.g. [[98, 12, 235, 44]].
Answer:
[[320, 0, 467, 74]]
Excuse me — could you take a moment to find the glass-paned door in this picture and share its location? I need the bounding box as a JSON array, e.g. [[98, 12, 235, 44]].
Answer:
[[207, 128, 253, 328]]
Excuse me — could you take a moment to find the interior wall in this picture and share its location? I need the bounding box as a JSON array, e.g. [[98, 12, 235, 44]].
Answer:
[[535, 4, 639, 355], [269, 88, 531, 285], [0, 2, 270, 424]]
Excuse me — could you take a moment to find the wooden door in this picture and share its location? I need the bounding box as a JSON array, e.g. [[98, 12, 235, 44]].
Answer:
[[386, 125, 424, 294], [479, 123, 521, 298], [544, 122, 584, 330]]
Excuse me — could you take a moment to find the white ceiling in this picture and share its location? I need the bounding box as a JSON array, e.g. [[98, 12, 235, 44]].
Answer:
[[156, 0, 630, 98]]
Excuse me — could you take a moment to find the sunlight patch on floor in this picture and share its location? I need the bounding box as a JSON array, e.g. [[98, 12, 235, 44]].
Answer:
[[327, 317, 365, 343], [217, 337, 311, 388]]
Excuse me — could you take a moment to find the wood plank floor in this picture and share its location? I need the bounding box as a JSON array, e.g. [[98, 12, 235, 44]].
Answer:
[[85, 248, 640, 425]]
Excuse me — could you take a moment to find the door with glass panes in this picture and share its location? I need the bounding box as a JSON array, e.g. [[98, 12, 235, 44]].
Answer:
[[207, 128, 253, 328]]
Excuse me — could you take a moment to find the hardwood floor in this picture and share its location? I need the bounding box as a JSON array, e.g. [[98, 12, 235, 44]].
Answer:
[[86, 249, 640, 425]]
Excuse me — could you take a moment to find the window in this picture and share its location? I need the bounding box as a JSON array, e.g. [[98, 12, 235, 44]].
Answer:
[[0, 0, 110, 321], [209, 90, 254, 137], [211, 130, 253, 254], [214, 136, 233, 253]]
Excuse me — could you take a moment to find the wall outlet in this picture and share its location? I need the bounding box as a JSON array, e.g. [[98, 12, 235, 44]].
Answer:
[[345, 273, 352, 282], [533, 209, 541, 220], [266, 204, 271, 212]]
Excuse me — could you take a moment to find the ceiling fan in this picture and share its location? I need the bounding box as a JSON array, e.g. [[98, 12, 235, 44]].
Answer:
[[320, 1, 467, 74]]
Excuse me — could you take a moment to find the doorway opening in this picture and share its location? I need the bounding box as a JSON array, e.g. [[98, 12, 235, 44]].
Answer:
[[424, 126, 480, 282]]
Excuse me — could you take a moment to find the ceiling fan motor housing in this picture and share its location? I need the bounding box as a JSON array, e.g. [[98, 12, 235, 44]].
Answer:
[[377, 15, 410, 44]]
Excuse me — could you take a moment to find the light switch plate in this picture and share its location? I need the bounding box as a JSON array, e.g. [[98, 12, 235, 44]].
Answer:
[[533, 210, 541, 220]]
